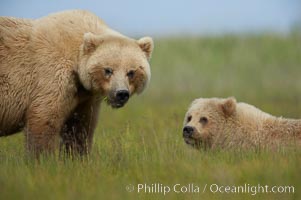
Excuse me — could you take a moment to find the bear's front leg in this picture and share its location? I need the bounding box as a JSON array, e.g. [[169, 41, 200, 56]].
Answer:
[[25, 101, 75, 159], [25, 122, 60, 159], [60, 97, 100, 158]]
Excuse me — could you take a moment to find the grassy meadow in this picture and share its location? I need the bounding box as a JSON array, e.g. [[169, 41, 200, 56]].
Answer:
[[0, 33, 301, 200]]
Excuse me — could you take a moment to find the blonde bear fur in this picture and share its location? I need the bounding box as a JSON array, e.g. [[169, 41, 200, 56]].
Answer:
[[0, 10, 154, 158], [183, 97, 301, 150]]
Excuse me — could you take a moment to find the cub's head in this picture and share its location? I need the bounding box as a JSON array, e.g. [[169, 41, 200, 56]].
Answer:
[[78, 32, 153, 108], [182, 97, 237, 149]]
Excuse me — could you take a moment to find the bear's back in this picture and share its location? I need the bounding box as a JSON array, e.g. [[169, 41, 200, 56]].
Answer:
[[0, 17, 33, 64], [29, 10, 111, 61]]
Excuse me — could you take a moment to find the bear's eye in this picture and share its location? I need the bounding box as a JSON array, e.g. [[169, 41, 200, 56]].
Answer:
[[199, 117, 208, 125], [127, 70, 135, 79], [187, 115, 192, 122], [104, 68, 113, 76]]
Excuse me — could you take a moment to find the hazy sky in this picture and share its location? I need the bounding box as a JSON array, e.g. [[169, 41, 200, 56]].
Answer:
[[1, 0, 300, 36]]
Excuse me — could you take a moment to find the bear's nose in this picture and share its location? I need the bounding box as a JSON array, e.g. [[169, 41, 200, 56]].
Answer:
[[183, 126, 194, 138], [116, 90, 129, 103]]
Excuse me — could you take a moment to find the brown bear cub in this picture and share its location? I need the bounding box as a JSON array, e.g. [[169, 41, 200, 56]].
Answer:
[[183, 97, 301, 150], [0, 10, 154, 158]]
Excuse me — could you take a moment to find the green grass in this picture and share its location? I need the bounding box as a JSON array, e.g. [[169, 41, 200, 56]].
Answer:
[[1, 33, 301, 200]]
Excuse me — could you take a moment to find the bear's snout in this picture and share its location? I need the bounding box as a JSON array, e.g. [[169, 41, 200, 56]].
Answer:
[[183, 126, 195, 138], [115, 90, 129, 104], [106, 89, 130, 108]]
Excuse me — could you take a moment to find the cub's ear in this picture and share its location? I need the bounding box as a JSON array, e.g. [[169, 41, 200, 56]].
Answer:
[[83, 32, 104, 54], [137, 37, 154, 60], [221, 97, 237, 116]]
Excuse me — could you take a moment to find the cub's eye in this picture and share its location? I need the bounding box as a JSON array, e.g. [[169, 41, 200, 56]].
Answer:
[[104, 68, 113, 76], [199, 117, 208, 125], [187, 115, 192, 122], [127, 70, 135, 79]]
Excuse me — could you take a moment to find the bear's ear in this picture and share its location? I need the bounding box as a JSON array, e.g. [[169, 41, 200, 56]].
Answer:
[[221, 97, 237, 116], [137, 37, 154, 60], [83, 32, 104, 54]]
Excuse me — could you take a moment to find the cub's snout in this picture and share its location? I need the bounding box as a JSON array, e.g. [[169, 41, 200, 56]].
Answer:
[[182, 126, 195, 138]]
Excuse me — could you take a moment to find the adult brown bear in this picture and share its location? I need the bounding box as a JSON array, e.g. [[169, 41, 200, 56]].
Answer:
[[0, 10, 153, 158]]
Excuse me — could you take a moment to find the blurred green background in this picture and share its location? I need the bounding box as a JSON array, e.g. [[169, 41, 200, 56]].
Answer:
[[0, 33, 301, 200]]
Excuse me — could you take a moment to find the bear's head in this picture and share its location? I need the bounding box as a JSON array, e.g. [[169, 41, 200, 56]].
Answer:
[[78, 32, 153, 108], [182, 97, 237, 149]]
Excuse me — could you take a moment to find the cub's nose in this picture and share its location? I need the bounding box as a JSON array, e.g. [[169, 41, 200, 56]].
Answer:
[[116, 90, 129, 104], [183, 126, 194, 138]]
